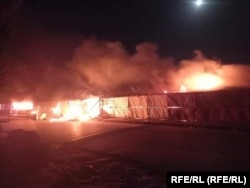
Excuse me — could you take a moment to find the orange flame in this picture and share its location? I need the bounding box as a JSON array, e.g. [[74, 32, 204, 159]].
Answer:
[[50, 97, 100, 122], [180, 84, 187, 92], [12, 101, 34, 110], [183, 73, 223, 92]]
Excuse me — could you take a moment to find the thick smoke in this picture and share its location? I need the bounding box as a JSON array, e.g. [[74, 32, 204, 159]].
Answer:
[[169, 50, 250, 91], [1, 34, 250, 101], [168, 50, 224, 91], [68, 38, 174, 96]]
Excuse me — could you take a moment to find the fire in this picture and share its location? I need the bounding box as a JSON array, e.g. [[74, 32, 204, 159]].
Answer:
[[185, 73, 223, 91], [12, 101, 33, 110], [52, 103, 61, 115], [50, 97, 100, 122], [193, 73, 223, 90], [64, 102, 83, 121], [83, 97, 100, 120], [180, 84, 187, 92]]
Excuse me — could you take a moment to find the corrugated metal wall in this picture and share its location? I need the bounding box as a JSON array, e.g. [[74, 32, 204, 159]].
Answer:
[[101, 90, 250, 123]]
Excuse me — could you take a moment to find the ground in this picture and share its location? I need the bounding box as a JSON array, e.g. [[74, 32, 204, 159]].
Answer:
[[0, 131, 165, 188], [1, 119, 250, 187], [40, 145, 166, 188], [0, 120, 167, 187]]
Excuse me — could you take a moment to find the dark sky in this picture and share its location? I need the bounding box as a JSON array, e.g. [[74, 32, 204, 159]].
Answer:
[[17, 0, 250, 63]]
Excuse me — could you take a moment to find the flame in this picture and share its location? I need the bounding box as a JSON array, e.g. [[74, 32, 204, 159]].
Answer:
[[183, 73, 223, 91], [52, 103, 61, 115], [193, 73, 223, 91], [64, 101, 83, 121], [12, 101, 33, 110], [85, 97, 101, 119], [180, 84, 187, 92], [50, 97, 100, 122]]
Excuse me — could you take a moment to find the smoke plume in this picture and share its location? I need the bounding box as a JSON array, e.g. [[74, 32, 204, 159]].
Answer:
[[68, 38, 174, 96], [169, 50, 250, 91], [1, 34, 250, 101]]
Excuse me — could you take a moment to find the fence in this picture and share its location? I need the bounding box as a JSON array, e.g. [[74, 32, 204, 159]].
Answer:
[[100, 89, 250, 124]]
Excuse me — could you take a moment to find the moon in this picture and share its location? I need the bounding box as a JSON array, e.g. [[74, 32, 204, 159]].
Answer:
[[196, 0, 203, 6]]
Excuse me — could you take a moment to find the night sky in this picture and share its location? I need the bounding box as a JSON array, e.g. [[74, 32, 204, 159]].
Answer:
[[19, 0, 250, 63]]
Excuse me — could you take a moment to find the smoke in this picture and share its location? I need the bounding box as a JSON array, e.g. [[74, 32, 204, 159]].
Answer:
[[167, 50, 223, 91], [221, 64, 250, 88], [0, 29, 83, 101], [168, 50, 250, 91], [69, 39, 250, 95], [68, 38, 174, 96], [1, 33, 250, 101]]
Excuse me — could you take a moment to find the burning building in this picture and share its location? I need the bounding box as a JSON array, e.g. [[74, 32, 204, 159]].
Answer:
[[1, 37, 250, 126], [22, 88, 249, 129]]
